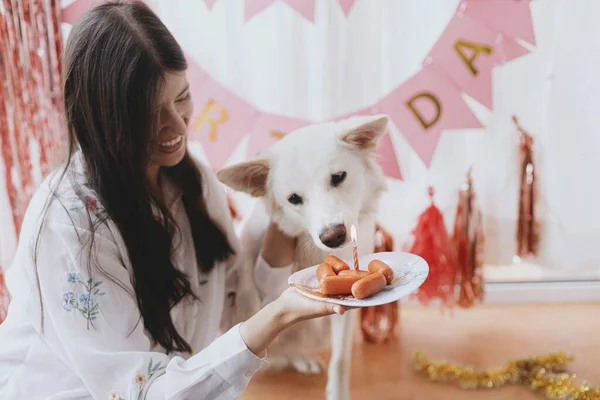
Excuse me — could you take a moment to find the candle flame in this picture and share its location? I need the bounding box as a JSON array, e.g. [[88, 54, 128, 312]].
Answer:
[[351, 225, 357, 242]]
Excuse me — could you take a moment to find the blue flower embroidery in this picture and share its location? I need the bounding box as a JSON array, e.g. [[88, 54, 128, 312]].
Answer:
[[67, 272, 80, 283], [63, 272, 106, 330], [62, 292, 76, 311], [79, 292, 91, 306]]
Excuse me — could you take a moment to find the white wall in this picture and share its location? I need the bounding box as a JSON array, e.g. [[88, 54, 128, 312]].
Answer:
[[2, 0, 599, 277]]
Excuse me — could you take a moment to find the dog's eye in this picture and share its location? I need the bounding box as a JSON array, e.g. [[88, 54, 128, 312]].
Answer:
[[331, 171, 347, 187], [288, 193, 303, 205]]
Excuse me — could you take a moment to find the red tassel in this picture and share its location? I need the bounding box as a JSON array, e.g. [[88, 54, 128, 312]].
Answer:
[[452, 169, 485, 308], [513, 116, 539, 259], [409, 187, 457, 307], [361, 223, 398, 343]]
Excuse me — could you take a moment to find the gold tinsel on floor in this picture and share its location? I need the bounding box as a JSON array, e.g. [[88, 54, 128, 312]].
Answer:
[[412, 351, 600, 399]]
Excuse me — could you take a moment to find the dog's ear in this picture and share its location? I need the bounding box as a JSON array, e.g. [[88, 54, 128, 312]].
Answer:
[[340, 115, 388, 150], [216, 159, 270, 197]]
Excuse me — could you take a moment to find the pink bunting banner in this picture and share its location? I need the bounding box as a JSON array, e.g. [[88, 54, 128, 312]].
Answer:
[[375, 132, 403, 181], [464, 0, 536, 46], [62, 0, 95, 25], [204, 0, 218, 11], [245, 0, 316, 22], [244, 0, 275, 21], [185, 57, 259, 169], [247, 114, 311, 158], [337, 0, 357, 16], [429, 51, 495, 109], [61, 0, 536, 174], [378, 67, 483, 168], [427, 13, 529, 67]]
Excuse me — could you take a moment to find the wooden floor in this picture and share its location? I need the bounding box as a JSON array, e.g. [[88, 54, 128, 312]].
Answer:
[[242, 303, 600, 399]]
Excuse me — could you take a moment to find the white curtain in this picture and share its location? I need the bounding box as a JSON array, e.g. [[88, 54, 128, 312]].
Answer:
[[2, 0, 599, 278]]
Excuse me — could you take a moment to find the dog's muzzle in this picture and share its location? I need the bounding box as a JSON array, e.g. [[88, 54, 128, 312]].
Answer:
[[319, 224, 347, 248]]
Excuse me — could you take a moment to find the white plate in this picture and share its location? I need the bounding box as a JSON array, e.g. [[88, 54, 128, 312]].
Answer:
[[288, 252, 429, 307]]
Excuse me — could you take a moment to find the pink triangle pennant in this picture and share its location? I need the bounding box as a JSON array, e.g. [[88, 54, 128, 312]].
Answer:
[[465, 0, 536, 46], [185, 56, 259, 170], [204, 0, 218, 11], [61, 0, 96, 25], [245, 0, 315, 22], [428, 48, 495, 109], [245, 0, 277, 21], [375, 131, 403, 180], [500, 36, 531, 62], [332, 105, 379, 122], [247, 114, 311, 158], [378, 67, 483, 168], [427, 13, 529, 68], [337, 0, 357, 16], [281, 0, 316, 22]]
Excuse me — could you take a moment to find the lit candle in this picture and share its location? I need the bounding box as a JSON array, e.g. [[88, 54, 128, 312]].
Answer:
[[351, 224, 359, 271]]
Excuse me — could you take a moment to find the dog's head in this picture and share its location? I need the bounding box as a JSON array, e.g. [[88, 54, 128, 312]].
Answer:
[[217, 115, 388, 251]]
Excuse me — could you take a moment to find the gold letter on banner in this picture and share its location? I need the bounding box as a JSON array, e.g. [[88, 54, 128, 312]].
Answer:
[[270, 131, 285, 140], [406, 92, 442, 130], [193, 100, 228, 142], [454, 40, 494, 76]]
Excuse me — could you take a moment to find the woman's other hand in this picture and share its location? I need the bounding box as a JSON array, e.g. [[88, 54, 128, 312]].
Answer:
[[261, 222, 295, 268]]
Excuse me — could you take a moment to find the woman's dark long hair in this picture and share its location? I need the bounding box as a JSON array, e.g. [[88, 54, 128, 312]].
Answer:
[[37, 0, 234, 353]]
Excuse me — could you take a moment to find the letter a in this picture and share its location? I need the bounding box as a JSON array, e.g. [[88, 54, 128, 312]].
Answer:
[[454, 39, 493, 76]]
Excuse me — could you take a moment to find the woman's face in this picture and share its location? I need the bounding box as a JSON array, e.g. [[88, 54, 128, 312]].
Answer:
[[149, 71, 193, 169]]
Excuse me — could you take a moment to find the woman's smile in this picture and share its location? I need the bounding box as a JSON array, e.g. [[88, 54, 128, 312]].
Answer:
[[158, 135, 184, 154]]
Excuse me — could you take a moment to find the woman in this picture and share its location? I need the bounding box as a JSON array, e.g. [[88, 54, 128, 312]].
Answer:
[[0, 2, 344, 399]]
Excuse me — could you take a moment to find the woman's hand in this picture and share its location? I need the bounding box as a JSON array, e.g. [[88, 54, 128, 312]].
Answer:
[[275, 288, 346, 324], [261, 222, 295, 268], [239, 289, 347, 358]]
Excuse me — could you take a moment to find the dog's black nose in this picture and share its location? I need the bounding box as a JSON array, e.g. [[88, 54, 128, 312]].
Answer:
[[319, 224, 347, 248]]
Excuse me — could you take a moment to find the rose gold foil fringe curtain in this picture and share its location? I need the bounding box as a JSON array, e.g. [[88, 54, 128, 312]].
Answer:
[[0, 0, 65, 322], [1, 0, 64, 235]]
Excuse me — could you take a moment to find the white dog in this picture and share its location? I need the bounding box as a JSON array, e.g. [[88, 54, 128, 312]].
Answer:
[[217, 115, 388, 400]]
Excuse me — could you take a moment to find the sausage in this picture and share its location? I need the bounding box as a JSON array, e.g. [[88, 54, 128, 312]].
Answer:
[[316, 262, 336, 282], [319, 275, 360, 295], [368, 260, 394, 285], [351, 272, 387, 299], [338, 270, 371, 278], [324, 256, 350, 274]]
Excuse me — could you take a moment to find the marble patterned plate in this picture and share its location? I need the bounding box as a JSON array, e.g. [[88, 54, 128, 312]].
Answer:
[[288, 252, 429, 307]]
